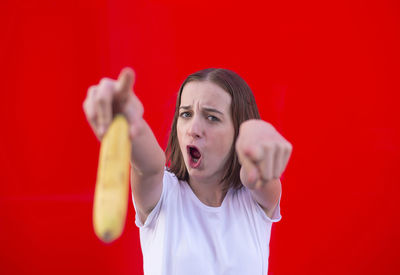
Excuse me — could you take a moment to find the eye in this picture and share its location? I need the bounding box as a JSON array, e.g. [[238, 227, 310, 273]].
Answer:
[[207, 115, 219, 122], [179, 111, 191, 118]]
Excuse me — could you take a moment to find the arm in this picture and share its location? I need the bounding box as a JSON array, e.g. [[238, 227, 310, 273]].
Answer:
[[129, 119, 165, 224], [83, 68, 165, 224], [236, 119, 292, 218], [241, 168, 282, 218]]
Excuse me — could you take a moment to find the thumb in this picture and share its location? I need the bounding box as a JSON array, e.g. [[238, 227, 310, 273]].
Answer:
[[116, 67, 135, 93]]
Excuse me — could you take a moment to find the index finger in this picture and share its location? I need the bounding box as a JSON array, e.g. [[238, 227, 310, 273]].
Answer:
[[243, 144, 264, 164], [116, 67, 135, 94]]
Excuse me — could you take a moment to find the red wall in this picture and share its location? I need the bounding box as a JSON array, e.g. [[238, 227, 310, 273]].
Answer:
[[1, 0, 399, 274]]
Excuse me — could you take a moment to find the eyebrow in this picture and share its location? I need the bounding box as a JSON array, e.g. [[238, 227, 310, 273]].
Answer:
[[179, 105, 224, 115]]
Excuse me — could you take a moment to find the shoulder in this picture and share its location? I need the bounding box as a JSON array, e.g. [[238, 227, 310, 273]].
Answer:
[[164, 167, 178, 180], [163, 168, 181, 190], [133, 168, 180, 228], [161, 168, 187, 203]]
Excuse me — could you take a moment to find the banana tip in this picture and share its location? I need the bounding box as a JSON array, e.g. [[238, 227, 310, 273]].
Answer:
[[102, 231, 114, 243]]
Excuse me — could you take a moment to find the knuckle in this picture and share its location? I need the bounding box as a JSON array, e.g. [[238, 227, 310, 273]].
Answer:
[[99, 77, 113, 86], [82, 100, 88, 112], [263, 120, 273, 128], [263, 143, 273, 152], [285, 142, 293, 153], [87, 85, 96, 95], [87, 109, 97, 122], [88, 116, 97, 126], [84, 88, 96, 107]]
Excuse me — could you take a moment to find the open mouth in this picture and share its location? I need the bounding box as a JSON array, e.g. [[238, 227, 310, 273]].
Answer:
[[187, 145, 202, 168]]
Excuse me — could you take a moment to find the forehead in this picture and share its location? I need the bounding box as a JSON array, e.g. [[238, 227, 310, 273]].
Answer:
[[180, 81, 231, 110]]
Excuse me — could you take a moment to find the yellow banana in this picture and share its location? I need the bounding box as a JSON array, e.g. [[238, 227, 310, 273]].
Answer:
[[93, 115, 131, 243]]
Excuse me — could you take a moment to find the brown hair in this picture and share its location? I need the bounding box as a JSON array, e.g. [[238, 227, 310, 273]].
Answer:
[[166, 68, 260, 191]]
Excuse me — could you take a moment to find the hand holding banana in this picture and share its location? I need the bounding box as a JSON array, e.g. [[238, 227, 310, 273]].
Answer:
[[93, 115, 130, 243], [83, 68, 143, 243]]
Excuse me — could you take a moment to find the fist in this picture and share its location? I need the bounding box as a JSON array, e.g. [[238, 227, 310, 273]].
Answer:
[[235, 119, 293, 189], [82, 68, 144, 141]]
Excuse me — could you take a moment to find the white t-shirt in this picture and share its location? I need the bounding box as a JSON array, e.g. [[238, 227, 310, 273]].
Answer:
[[133, 169, 281, 275]]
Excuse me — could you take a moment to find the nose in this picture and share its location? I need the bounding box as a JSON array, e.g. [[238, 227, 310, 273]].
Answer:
[[187, 116, 203, 139]]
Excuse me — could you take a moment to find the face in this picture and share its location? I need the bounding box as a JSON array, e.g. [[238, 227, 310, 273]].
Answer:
[[177, 80, 235, 184]]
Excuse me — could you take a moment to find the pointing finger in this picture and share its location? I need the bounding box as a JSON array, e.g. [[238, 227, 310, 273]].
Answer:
[[116, 67, 135, 94], [240, 157, 259, 188], [243, 144, 264, 164]]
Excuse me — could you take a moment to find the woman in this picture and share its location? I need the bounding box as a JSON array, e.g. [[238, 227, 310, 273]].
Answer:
[[83, 67, 292, 275]]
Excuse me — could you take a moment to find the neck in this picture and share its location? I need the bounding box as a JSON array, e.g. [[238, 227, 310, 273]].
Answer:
[[188, 177, 228, 207]]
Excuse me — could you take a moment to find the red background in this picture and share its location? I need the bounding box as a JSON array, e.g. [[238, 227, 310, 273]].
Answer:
[[1, 0, 399, 274]]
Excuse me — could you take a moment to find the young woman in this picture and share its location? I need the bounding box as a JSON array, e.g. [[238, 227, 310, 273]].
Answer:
[[83, 67, 292, 275]]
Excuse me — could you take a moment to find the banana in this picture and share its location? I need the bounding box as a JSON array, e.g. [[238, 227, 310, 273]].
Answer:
[[93, 115, 131, 243]]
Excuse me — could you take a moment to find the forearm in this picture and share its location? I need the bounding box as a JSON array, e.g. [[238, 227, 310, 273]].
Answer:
[[130, 118, 166, 177], [249, 178, 281, 216], [240, 165, 281, 213]]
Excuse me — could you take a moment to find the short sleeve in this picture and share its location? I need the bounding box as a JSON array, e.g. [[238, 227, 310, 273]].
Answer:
[[254, 193, 282, 223], [244, 186, 282, 223], [132, 168, 173, 228]]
